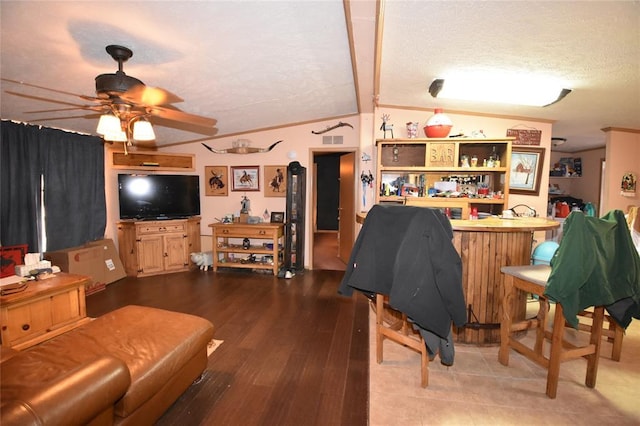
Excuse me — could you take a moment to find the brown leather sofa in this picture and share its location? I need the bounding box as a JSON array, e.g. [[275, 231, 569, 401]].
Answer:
[[1, 305, 215, 425]]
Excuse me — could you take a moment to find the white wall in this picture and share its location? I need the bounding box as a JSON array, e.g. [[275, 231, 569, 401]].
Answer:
[[104, 117, 360, 268], [603, 128, 640, 213]]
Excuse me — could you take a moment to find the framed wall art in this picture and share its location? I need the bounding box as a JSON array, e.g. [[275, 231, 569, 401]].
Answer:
[[509, 147, 545, 195], [264, 165, 287, 197], [204, 166, 228, 196], [231, 166, 260, 191]]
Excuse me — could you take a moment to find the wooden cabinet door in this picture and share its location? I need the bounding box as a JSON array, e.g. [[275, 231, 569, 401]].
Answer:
[[119, 219, 198, 277], [50, 288, 82, 325], [2, 298, 52, 346], [137, 235, 165, 275], [186, 218, 201, 258], [163, 233, 188, 271]]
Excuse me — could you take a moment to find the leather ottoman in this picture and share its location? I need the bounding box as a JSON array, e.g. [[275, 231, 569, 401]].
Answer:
[[1, 305, 215, 425]]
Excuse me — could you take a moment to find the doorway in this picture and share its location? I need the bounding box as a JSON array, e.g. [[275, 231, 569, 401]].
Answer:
[[311, 149, 357, 271]]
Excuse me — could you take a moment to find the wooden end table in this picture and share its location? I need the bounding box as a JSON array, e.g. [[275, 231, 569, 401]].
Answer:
[[0, 273, 91, 350]]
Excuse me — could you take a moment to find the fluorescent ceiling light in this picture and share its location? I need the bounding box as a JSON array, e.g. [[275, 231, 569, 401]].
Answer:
[[429, 76, 571, 107]]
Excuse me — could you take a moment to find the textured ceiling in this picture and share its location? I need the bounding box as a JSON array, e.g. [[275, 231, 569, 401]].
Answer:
[[380, 1, 640, 151], [1, 1, 639, 152], [0, 1, 357, 146]]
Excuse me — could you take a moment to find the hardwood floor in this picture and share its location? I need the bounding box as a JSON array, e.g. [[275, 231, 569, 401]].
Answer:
[[312, 231, 347, 271], [86, 268, 368, 426]]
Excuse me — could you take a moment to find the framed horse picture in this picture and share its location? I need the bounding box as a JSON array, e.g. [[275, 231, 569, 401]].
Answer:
[[264, 165, 287, 197], [231, 166, 260, 191], [204, 166, 228, 196]]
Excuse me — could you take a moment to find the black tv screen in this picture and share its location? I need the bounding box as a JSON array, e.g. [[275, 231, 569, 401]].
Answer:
[[118, 174, 200, 220]]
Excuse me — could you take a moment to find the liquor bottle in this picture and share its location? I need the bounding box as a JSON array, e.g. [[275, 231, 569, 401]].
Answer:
[[488, 146, 498, 167]]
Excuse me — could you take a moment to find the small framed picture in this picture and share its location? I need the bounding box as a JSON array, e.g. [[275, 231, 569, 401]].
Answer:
[[204, 166, 228, 196], [0, 244, 28, 278], [270, 211, 285, 223], [231, 166, 260, 191], [509, 147, 545, 195], [264, 165, 287, 197]]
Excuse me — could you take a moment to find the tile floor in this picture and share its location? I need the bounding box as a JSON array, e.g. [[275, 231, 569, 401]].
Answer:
[[369, 301, 640, 425]]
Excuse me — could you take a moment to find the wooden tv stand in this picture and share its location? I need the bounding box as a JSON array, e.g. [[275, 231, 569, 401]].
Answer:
[[117, 217, 201, 277]]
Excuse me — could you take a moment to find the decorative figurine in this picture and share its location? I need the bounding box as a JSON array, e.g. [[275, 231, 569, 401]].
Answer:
[[360, 170, 374, 207], [311, 121, 354, 135], [380, 114, 394, 139], [406, 122, 419, 138], [240, 195, 251, 213]]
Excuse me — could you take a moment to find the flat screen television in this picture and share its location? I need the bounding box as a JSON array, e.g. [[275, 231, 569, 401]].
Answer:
[[118, 174, 200, 220]]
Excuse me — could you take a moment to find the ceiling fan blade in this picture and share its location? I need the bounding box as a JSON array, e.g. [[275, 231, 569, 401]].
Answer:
[[120, 84, 183, 106], [148, 115, 219, 136], [25, 105, 103, 114], [2, 78, 97, 101], [149, 105, 217, 128], [5, 90, 97, 109], [28, 113, 103, 122]]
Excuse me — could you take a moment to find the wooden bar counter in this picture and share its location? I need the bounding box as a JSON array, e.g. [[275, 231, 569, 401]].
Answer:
[[450, 217, 560, 344], [356, 212, 560, 345]]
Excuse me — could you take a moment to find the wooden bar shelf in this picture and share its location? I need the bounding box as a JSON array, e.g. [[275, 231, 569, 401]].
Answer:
[[375, 137, 513, 219]]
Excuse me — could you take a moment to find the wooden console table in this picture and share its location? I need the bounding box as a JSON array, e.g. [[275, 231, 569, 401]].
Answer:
[[0, 273, 91, 350], [210, 223, 284, 275]]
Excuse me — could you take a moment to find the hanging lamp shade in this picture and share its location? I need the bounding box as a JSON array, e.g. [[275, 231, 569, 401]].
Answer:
[[132, 119, 156, 141], [96, 113, 121, 136]]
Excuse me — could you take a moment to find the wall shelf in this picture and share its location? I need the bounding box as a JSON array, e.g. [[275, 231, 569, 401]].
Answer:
[[110, 150, 195, 171], [375, 138, 513, 219]]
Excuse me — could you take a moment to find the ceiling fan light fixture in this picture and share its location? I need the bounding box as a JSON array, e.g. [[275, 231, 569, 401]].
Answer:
[[132, 119, 155, 141], [428, 76, 571, 107], [96, 113, 121, 136], [104, 129, 128, 143]]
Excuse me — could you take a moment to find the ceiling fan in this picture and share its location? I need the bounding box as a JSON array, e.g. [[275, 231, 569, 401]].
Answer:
[[3, 44, 218, 147]]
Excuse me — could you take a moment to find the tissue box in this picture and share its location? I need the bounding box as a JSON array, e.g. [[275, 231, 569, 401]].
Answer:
[[15, 260, 51, 277]]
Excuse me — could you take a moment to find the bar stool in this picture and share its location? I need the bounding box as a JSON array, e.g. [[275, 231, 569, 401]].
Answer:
[[575, 307, 624, 361], [531, 240, 624, 361], [375, 294, 429, 387], [498, 264, 604, 399], [499, 210, 640, 398]]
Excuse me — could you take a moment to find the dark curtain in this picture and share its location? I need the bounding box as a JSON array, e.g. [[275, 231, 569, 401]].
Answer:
[[1, 121, 43, 251], [40, 127, 106, 251], [1, 120, 106, 252]]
